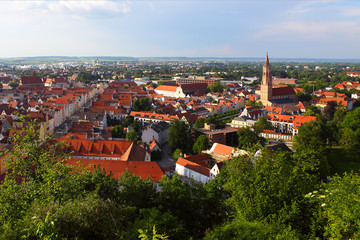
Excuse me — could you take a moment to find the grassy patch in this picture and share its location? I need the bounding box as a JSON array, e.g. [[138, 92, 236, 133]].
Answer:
[[326, 146, 360, 176]]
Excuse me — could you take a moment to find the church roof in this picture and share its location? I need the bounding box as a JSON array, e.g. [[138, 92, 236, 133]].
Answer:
[[264, 54, 270, 67], [272, 86, 296, 96]]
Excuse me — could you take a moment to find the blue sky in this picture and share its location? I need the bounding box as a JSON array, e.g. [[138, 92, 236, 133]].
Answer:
[[1, 0, 360, 59]]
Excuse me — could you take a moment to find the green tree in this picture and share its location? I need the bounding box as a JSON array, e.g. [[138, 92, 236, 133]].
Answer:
[[309, 172, 360, 239], [168, 120, 191, 153], [111, 125, 125, 138], [8, 81, 19, 89], [117, 171, 157, 209], [254, 116, 273, 134], [4, 116, 70, 182], [194, 118, 205, 129], [133, 98, 151, 111], [219, 149, 321, 236], [157, 174, 227, 239], [125, 115, 134, 126], [237, 127, 265, 149], [296, 91, 312, 102], [339, 107, 360, 148], [304, 105, 321, 116], [76, 71, 96, 82], [208, 81, 224, 93], [172, 148, 183, 160], [294, 120, 325, 152], [333, 107, 347, 125], [126, 129, 138, 141], [138, 225, 169, 240], [193, 135, 210, 154], [204, 217, 299, 240], [323, 101, 337, 121]]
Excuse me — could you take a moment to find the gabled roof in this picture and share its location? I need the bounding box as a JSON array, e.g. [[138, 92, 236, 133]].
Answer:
[[148, 139, 159, 151], [210, 143, 234, 156], [120, 142, 148, 162], [176, 157, 210, 177]]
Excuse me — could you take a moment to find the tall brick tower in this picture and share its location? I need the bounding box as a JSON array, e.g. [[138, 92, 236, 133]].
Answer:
[[260, 54, 272, 105]]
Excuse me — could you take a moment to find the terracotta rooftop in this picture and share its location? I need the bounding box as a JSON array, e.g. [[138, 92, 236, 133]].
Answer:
[[155, 85, 178, 92], [176, 157, 210, 177], [67, 159, 164, 182]]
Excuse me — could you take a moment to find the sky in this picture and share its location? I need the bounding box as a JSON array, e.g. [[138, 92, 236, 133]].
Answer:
[[1, 0, 360, 59]]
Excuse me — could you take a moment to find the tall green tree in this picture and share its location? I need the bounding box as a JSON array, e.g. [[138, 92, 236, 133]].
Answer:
[[133, 98, 151, 111], [126, 129, 138, 141], [339, 107, 360, 148], [219, 149, 322, 236], [194, 118, 205, 129], [193, 135, 210, 154], [254, 116, 273, 134], [111, 125, 125, 138], [237, 127, 265, 149], [294, 120, 325, 152], [208, 81, 224, 93], [168, 119, 192, 153]]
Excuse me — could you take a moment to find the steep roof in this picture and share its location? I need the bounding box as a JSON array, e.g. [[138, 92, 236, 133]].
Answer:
[[210, 143, 234, 156], [264, 54, 270, 67], [120, 142, 148, 162]]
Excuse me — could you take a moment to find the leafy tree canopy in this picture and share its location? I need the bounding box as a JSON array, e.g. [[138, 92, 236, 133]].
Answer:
[[237, 127, 265, 149], [168, 120, 192, 153], [111, 125, 125, 138], [193, 135, 210, 154], [254, 116, 273, 134]]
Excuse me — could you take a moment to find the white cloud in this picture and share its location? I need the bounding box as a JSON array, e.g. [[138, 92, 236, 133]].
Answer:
[[0, 0, 131, 19]]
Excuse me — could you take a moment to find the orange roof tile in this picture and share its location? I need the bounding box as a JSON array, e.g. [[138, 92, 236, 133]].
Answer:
[[155, 85, 178, 92], [67, 159, 164, 182], [211, 143, 234, 156], [176, 157, 210, 177]]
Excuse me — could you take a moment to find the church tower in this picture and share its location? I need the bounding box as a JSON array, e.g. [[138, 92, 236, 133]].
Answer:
[[260, 54, 272, 105]]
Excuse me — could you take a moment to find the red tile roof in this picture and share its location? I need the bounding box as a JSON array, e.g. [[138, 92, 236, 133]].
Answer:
[[59, 138, 133, 158], [272, 86, 296, 96], [21, 76, 43, 85], [67, 159, 164, 182], [176, 157, 210, 177], [211, 143, 234, 156], [155, 85, 178, 92]]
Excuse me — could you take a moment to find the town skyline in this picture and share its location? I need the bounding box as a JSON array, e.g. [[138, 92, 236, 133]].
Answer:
[[1, 0, 360, 59]]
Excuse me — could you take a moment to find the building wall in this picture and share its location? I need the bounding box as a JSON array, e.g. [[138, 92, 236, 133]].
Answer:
[[142, 128, 159, 144], [175, 164, 210, 184]]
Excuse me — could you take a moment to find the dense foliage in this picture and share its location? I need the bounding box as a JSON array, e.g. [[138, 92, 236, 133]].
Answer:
[[0, 120, 227, 240]]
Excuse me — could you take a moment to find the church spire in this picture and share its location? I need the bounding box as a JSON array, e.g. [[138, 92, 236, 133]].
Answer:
[[264, 53, 270, 67], [260, 53, 272, 105]]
